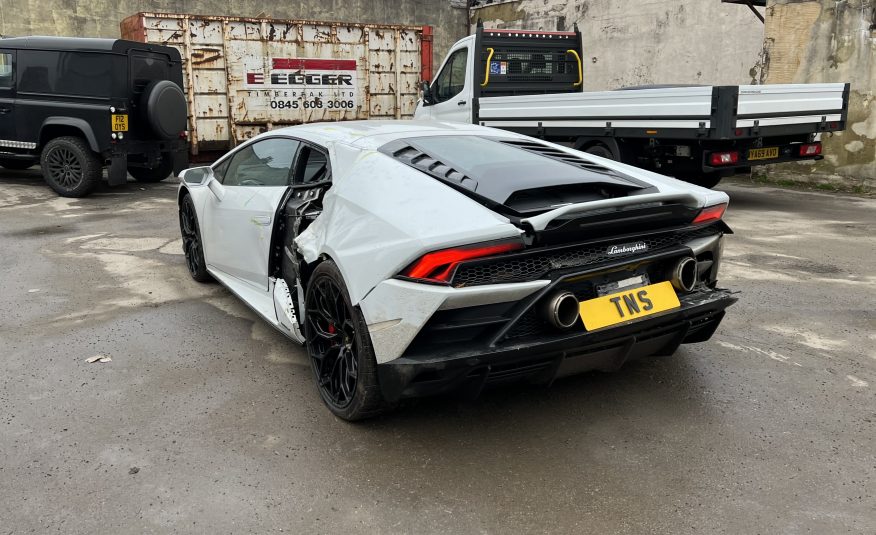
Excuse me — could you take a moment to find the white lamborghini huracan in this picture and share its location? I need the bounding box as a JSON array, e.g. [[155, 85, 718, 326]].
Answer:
[[177, 121, 736, 420]]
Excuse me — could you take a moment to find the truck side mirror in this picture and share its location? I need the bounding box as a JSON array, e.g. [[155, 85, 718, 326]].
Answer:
[[420, 81, 434, 105]]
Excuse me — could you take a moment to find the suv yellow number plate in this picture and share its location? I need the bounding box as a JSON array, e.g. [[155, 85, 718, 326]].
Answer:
[[579, 281, 681, 331], [748, 147, 779, 161], [111, 114, 128, 132]]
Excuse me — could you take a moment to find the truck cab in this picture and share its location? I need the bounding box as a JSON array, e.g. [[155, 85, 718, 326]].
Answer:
[[414, 35, 475, 124], [416, 23, 849, 188]]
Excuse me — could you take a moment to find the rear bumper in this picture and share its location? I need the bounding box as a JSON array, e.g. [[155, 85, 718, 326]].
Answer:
[[377, 288, 736, 402], [702, 142, 823, 173], [107, 139, 188, 185]]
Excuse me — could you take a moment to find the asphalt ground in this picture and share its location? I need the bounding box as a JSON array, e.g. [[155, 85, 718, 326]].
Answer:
[[0, 169, 874, 534]]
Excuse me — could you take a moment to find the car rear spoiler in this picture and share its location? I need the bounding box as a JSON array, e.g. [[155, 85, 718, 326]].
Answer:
[[521, 192, 701, 232]]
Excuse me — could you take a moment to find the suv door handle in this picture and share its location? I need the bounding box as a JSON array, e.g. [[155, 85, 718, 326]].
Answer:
[[0, 107, 11, 114], [457, 100, 466, 106]]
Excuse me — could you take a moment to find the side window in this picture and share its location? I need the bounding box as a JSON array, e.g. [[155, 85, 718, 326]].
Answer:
[[0, 52, 12, 89], [293, 145, 330, 185], [432, 48, 467, 103], [223, 138, 300, 187], [212, 158, 231, 183], [130, 53, 171, 94], [17, 51, 112, 96]]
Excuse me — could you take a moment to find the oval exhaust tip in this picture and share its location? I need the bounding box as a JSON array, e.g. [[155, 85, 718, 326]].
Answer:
[[547, 292, 580, 330], [671, 257, 698, 293]]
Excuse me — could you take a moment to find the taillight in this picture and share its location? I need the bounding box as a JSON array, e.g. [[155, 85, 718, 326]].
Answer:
[[692, 203, 727, 225], [799, 143, 822, 156], [399, 240, 523, 285], [709, 151, 739, 166]]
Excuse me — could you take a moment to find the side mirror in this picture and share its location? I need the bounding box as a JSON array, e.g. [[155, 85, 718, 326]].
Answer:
[[180, 166, 225, 201], [179, 165, 213, 185], [420, 81, 434, 105]]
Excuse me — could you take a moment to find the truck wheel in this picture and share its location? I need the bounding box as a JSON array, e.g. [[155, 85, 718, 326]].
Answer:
[[583, 144, 615, 160], [677, 172, 723, 189], [0, 158, 37, 170], [141, 80, 187, 140], [40, 136, 102, 198], [129, 154, 173, 183]]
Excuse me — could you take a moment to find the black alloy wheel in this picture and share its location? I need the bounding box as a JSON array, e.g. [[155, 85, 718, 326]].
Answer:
[[307, 276, 359, 408], [304, 261, 387, 420], [40, 136, 102, 197], [179, 194, 211, 282], [45, 147, 81, 188]]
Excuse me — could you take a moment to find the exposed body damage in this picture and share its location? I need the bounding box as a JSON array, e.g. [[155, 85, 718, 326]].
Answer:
[[177, 120, 736, 419]]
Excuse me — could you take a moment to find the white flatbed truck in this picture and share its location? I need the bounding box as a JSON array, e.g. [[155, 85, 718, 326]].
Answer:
[[414, 23, 850, 188]]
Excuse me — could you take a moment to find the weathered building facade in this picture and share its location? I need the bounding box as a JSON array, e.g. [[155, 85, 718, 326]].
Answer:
[[2, 0, 872, 186], [762, 0, 875, 188], [0, 0, 468, 71]]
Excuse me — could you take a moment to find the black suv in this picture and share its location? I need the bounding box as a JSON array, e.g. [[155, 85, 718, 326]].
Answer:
[[0, 36, 188, 197]]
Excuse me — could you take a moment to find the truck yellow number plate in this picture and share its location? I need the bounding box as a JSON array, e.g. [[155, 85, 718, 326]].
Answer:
[[111, 114, 128, 132], [579, 281, 681, 331], [748, 147, 779, 161]]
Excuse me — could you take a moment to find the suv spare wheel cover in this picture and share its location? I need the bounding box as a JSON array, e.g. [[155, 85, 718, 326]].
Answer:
[[142, 80, 187, 140]]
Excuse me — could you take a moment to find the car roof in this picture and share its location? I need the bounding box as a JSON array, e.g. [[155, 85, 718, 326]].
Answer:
[[264, 120, 527, 149]]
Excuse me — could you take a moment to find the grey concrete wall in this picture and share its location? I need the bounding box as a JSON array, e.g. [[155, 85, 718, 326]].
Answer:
[[470, 0, 766, 90], [761, 0, 875, 189], [0, 0, 468, 75]]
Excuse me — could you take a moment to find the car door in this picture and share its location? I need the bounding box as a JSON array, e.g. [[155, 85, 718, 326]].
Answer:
[[427, 46, 472, 124], [283, 142, 331, 241], [0, 50, 16, 143], [201, 137, 300, 290]]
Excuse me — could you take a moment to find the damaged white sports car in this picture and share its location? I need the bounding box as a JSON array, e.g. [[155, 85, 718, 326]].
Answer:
[[177, 121, 736, 420]]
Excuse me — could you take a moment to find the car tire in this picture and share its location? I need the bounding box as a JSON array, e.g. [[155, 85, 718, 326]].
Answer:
[[583, 144, 615, 160], [304, 260, 388, 421], [0, 158, 37, 170], [129, 154, 173, 183], [179, 194, 212, 283], [40, 136, 102, 198]]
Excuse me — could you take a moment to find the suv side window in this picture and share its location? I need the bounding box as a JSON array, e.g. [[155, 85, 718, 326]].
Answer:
[[222, 138, 300, 187], [0, 52, 12, 89], [18, 51, 112, 97], [293, 145, 330, 185], [432, 48, 467, 103]]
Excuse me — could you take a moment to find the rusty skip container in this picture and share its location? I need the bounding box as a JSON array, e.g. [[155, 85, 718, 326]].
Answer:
[[121, 12, 433, 155]]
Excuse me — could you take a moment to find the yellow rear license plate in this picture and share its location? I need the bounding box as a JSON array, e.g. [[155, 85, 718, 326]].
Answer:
[[748, 147, 779, 161], [111, 114, 128, 132], [579, 281, 681, 331]]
